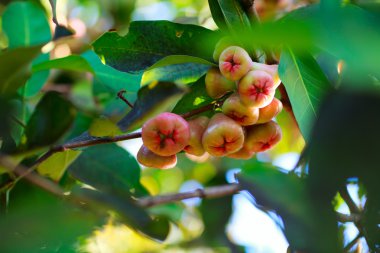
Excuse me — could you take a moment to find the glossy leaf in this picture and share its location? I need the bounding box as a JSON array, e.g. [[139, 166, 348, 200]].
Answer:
[[69, 143, 146, 197], [117, 82, 186, 132], [37, 150, 82, 181], [0, 46, 42, 96], [93, 21, 218, 72], [279, 49, 332, 142], [146, 55, 215, 70], [2, 1, 51, 48], [73, 188, 170, 241], [24, 92, 76, 149], [208, 0, 228, 30], [32, 55, 94, 73]]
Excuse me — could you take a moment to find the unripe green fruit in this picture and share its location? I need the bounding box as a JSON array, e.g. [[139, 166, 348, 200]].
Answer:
[[245, 121, 282, 152], [219, 46, 253, 81], [222, 93, 259, 126], [184, 116, 209, 156], [202, 113, 245, 156], [238, 70, 276, 108], [142, 112, 190, 156], [205, 67, 236, 99], [257, 97, 283, 124], [251, 62, 281, 88], [137, 145, 177, 169], [213, 37, 235, 62]]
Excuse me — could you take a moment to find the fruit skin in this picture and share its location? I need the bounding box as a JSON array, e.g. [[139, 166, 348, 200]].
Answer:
[[202, 113, 245, 157], [219, 46, 253, 81], [213, 37, 235, 62], [142, 112, 190, 156], [184, 116, 209, 156], [227, 146, 255, 160], [205, 67, 236, 99], [238, 70, 275, 108], [245, 121, 282, 152], [222, 93, 259, 126], [257, 97, 283, 124], [251, 62, 281, 88], [137, 145, 177, 169]]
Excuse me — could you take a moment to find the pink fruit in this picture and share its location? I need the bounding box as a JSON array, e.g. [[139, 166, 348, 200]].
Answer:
[[219, 46, 253, 81], [137, 145, 177, 169], [222, 93, 259, 126], [245, 121, 282, 152], [227, 146, 255, 160], [251, 62, 281, 88], [257, 97, 283, 124], [184, 116, 209, 156], [202, 113, 245, 156], [205, 67, 236, 99], [142, 112, 190, 156], [238, 70, 276, 108]]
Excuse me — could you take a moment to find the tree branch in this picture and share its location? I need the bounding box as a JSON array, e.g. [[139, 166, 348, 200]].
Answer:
[[137, 184, 240, 208], [343, 233, 362, 253], [336, 212, 361, 223], [339, 185, 361, 214]]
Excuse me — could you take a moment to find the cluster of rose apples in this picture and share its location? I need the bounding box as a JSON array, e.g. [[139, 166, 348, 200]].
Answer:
[[137, 43, 283, 169]]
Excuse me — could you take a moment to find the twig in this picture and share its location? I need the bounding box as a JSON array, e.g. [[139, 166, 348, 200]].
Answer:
[[343, 233, 362, 253], [117, 90, 134, 108], [48, 0, 59, 26], [137, 184, 240, 208], [339, 185, 361, 214], [336, 212, 361, 223], [180, 103, 215, 119]]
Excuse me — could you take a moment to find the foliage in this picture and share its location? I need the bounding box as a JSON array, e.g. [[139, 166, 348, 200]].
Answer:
[[0, 0, 379, 252]]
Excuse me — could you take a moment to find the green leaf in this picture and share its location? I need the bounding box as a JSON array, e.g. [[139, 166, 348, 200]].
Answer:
[[69, 143, 146, 197], [239, 161, 339, 253], [208, 0, 251, 33], [93, 21, 219, 72], [32, 55, 94, 73], [22, 53, 50, 97], [2, 1, 51, 48], [278, 49, 332, 142], [146, 55, 215, 70], [24, 92, 76, 149], [73, 188, 169, 241], [88, 116, 122, 137], [172, 75, 214, 115], [117, 82, 186, 132], [37, 150, 82, 181], [142, 63, 210, 86], [0, 46, 42, 96]]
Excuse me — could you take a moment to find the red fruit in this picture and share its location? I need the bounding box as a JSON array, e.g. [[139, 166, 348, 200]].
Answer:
[[202, 113, 245, 156], [238, 70, 276, 108], [184, 116, 209, 156], [142, 112, 190, 156], [245, 121, 282, 152], [219, 46, 253, 81], [251, 62, 281, 88], [137, 145, 177, 169], [222, 93, 259, 126], [227, 146, 255, 160], [205, 67, 236, 99], [257, 97, 283, 124]]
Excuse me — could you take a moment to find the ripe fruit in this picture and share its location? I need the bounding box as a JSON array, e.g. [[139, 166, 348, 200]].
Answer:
[[205, 67, 236, 99], [213, 37, 235, 62], [137, 145, 177, 169], [238, 70, 276, 108], [227, 146, 255, 160], [257, 97, 283, 124], [219, 46, 253, 81], [202, 113, 245, 156], [142, 112, 190, 156], [252, 62, 281, 88], [245, 121, 282, 152], [222, 93, 259, 126], [184, 116, 209, 156]]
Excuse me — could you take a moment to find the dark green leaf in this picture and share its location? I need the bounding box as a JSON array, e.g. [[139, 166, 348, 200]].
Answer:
[[208, 0, 228, 30], [239, 161, 339, 252], [73, 188, 169, 241], [24, 92, 76, 149], [2, 1, 51, 48], [278, 49, 332, 142], [146, 55, 215, 70], [22, 53, 50, 97], [117, 82, 186, 132], [172, 75, 214, 115], [69, 143, 146, 197], [93, 21, 219, 72], [0, 46, 42, 96]]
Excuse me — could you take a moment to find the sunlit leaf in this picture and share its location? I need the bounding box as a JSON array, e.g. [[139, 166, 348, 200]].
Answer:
[[32, 55, 94, 73]]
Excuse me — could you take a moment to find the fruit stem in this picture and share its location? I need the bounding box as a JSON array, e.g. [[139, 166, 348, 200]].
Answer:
[[117, 89, 134, 108]]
